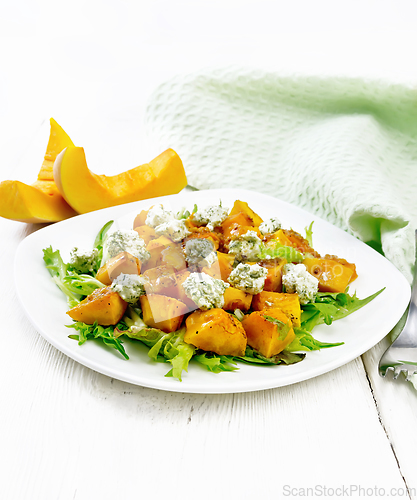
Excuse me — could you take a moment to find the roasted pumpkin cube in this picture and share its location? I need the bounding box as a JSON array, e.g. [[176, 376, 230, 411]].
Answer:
[[140, 294, 188, 333], [133, 208, 151, 228], [228, 200, 263, 226], [200, 262, 222, 280], [221, 212, 254, 234], [268, 229, 294, 247], [160, 243, 187, 271], [217, 251, 235, 281], [143, 264, 177, 294], [67, 286, 128, 325], [142, 236, 174, 271], [168, 270, 197, 310], [144, 266, 195, 309], [260, 258, 287, 292], [252, 291, 301, 327], [96, 251, 141, 286], [221, 222, 262, 251], [242, 308, 295, 358], [184, 308, 247, 356], [281, 229, 320, 257], [134, 225, 157, 245], [185, 227, 220, 250], [323, 254, 357, 283], [223, 287, 252, 312], [303, 257, 354, 293]]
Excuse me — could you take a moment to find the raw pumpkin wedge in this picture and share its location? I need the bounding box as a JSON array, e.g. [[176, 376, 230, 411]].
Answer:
[[53, 147, 188, 214], [0, 118, 78, 223]]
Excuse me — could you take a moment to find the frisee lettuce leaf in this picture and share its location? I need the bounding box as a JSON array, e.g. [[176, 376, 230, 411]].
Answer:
[[257, 243, 304, 263], [67, 321, 129, 359], [93, 220, 113, 273], [178, 204, 198, 219], [43, 247, 105, 305], [304, 221, 314, 247], [43, 246, 81, 307], [194, 353, 238, 373], [176, 207, 190, 219], [63, 274, 105, 297], [122, 308, 195, 381]]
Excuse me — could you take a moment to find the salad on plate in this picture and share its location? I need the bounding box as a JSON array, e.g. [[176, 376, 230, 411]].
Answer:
[[43, 199, 383, 381]]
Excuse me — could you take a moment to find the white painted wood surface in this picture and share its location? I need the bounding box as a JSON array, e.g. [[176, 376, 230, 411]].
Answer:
[[2, 2, 417, 498]]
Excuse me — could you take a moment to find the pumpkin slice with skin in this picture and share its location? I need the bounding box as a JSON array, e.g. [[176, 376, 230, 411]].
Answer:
[[54, 147, 188, 214], [0, 118, 77, 223]]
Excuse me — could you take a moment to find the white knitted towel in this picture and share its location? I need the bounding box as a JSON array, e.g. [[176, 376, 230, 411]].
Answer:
[[145, 68, 417, 283]]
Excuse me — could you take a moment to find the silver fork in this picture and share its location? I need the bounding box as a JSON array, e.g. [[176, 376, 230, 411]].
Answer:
[[379, 230, 417, 381]]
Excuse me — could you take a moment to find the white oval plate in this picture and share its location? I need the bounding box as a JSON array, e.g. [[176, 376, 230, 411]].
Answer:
[[14, 188, 410, 394]]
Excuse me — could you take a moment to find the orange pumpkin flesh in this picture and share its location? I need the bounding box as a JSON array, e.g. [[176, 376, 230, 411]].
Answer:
[[67, 286, 128, 326], [242, 308, 295, 358], [184, 309, 247, 356]]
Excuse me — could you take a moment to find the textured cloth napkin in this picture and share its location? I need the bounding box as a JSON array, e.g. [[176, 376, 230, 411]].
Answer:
[[145, 68, 417, 282]]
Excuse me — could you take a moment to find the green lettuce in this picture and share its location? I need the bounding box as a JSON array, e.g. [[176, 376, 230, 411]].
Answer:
[[285, 327, 344, 352], [67, 321, 129, 359], [194, 346, 305, 370], [63, 274, 104, 297], [304, 221, 314, 247], [93, 220, 113, 272], [257, 243, 304, 263], [177, 204, 197, 220], [236, 346, 306, 365], [301, 288, 385, 332], [43, 246, 81, 307], [43, 246, 104, 305], [193, 353, 238, 373], [122, 308, 195, 381]]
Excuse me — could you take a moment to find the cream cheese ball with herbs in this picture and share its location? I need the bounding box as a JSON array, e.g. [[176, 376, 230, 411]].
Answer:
[[102, 229, 150, 264]]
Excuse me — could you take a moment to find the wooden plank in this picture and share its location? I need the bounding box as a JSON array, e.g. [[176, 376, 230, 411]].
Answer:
[[363, 340, 417, 498]]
